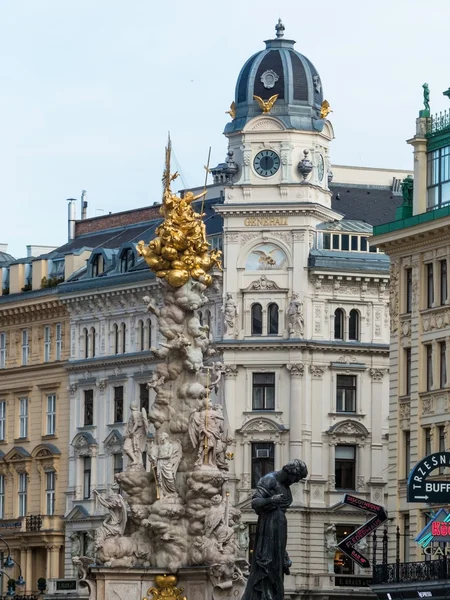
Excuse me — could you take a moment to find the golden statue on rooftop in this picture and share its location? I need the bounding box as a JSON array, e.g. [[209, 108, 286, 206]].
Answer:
[[137, 137, 222, 288]]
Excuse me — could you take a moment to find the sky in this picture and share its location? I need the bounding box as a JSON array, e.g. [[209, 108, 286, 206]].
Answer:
[[2, 0, 450, 258]]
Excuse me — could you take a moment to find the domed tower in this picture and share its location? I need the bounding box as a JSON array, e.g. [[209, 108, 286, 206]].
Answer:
[[216, 20, 334, 200]]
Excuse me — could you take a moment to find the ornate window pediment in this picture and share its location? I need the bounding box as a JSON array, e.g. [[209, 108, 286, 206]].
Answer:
[[71, 432, 97, 457], [239, 418, 287, 444], [32, 443, 61, 474], [103, 429, 123, 455], [327, 419, 369, 445], [4, 446, 32, 474], [245, 276, 286, 292]]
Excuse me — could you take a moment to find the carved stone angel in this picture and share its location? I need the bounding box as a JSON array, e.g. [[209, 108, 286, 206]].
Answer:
[[123, 404, 149, 470], [148, 432, 182, 499]]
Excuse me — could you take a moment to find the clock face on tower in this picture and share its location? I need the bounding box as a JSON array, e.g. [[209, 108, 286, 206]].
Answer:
[[317, 154, 325, 181], [253, 150, 280, 177]]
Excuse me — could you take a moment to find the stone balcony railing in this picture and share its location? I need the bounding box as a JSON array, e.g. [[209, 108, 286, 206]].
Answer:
[[0, 514, 64, 534]]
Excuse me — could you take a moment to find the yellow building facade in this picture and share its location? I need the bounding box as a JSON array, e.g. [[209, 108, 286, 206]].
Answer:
[[0, 275, 69, 594]]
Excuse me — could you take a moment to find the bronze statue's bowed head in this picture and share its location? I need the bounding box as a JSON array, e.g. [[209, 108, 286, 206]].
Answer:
[[281, 459, 308, 484]]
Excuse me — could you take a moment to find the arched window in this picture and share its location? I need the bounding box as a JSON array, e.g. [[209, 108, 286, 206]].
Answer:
[[91, 254, 104, 277], [90, 327, 96, 357], [83, 328, 89, 358], [205, 309, 212, 333], [147, 319, 152, 349], [251, 303, 263, 336], [349, 309, 360, 341], [120, 248, 135, 273], [138, 320, 144, 352], [121, 323, 126, 354], [268, 303, 279, 335], [334, 309, 344, 340], [114, 324, 119, 355], [197, 311, 203, 326]]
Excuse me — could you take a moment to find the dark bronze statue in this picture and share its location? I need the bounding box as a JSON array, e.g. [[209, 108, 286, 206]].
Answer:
[[242, 459, 308, 600]]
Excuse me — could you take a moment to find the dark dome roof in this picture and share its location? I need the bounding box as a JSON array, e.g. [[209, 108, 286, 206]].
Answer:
[[225, 22, 325, 134], [0, 251, 14, 264]]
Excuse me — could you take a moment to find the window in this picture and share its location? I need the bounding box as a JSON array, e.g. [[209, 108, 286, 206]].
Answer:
[[19, 397, 28, 438], [426, 344, 433, 391], [348, 310, 359, 341], [18, 472, 27, 517], [267, 303, 279, 335], [441, 261, 448, 306], [90, 327, 96, 358], [405, 348, 411, 396], [21, 329, 29, 365], [440, 342, 447, 388], [44, 325, 51, 362], [0, 401, 5, 441], [114, 324, 119, 354], [424, 428, 432, 457], [251, 442, 274, 488], [83, 328, 89, 358], [55, 323, 62, 360], [334, 309, 344, 340], [427, 146, 450, 209], [0, 475, 4, 518], [404, 431, 411, 478], [114, 386, 124, 423], [138, 320, 144, 351], [403, 514, 410, 563], [120, 248, 135, 273], [121, 323, 126, 354], [0, 332, 6, 368], [46, 394, 56, 435], [91, 254, 104, 277], [249, 523, 257, 562], [113, 453, 123, 476], [84, 390, 93, 426], [83, 457, 91, 499], [140, 383, 149, 413], [45, 471, 55, 515], [147, 319, 152, 349], [251, 304, 263, 335], [427, 263, 434, 308], [406, 268, 412, 313], [205, 310, 212, 333], [334, 525, 356, 575], [336, 375, 356, 413], [252, 373, 275, 410], [335, 445, 356, 489]]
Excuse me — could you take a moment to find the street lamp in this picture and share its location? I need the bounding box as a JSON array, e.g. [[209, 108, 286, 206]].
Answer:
[[0, 570, 16, 598]]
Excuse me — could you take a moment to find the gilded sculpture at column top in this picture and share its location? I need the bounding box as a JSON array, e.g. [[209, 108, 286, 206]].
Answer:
[[137, 137, 222, 288]]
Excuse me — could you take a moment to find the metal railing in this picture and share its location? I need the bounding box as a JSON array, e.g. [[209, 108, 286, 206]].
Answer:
[[25, 516, 42, 532], [427, 109, 450, 135], [374, 557, 450, 584]]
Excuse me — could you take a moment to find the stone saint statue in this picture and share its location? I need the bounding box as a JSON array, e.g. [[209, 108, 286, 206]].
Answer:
[[241, 459, 308, 600], [189, 401, 229, 468], [123, 403, 149, 469], [223, 292, 238, 336], [287, 293, 304, 337], [325, 524, 337, 574], [93, 484, 128, 550], [236, 523, 250, 558], [148, 432, 182, 499]]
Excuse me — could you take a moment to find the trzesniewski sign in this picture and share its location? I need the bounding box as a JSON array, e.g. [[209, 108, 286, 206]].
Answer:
[[407, 451, 450, 503]]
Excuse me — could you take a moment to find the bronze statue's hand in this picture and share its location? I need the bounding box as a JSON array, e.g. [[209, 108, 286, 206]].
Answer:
[[271, 494, 283, 504]]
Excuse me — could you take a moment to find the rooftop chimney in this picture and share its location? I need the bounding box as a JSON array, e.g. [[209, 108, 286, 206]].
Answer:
[[81, 190, 88, 220], [67, 199, 77, 241]]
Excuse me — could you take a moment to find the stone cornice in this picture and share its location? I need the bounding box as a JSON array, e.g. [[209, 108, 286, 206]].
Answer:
[[0, 361, 67, 378], [218, 339, 389, 355], [373, 217, 450, 255], [59, 282, 155, 306], [0, 299, 67, 326], [66, 351, 158, 372], [215, 202, 338, 221]]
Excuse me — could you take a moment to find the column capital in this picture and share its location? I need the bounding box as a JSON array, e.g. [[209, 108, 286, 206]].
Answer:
[[310, 364, 326, 378], [286, 363, 304, 377], [369, 367, 389, 382], [224, 365, 239, 379]]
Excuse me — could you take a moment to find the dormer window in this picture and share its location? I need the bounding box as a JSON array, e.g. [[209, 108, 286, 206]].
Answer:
[[91, 254, 104, 277], [120, 248, 135, 273], [322, 232, 379, 253]]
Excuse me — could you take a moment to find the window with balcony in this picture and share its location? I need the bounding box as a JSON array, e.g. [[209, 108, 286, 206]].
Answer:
[[46, 470, 55, 516], [251, 442, 274, 488], [114, 386, 124, 423], [44, 325, 51, 362], [0, 332, 6, 368], [21, 329, 29, 365], [334, 309, 344, 340], [405, 348, 412, 396], [267, 304, 279, 335], [0, 400, 5, 441], [403, 515, 410, 563], [335, 445, 356, 489], [252, 373, 275, 410], [140, 383, 149, 413], [440, 341, 447, 389], [18, 472, 27, 517], [426, 344, 433, 391], [404, 430, 411, 478], [427, 263, 434, 308], [83, 457, 91, 499], [55, 323, 62, 360], [348, 310, 360, 341], [0, 475, 4, 518], [406, 268, 412, 313], [84, 390, 94, 426], [251, 304, 263, 335], [336, 375, 356, 413], [46, 394, 56, 435], [427, 146, 450, 209], [441, 260, 448, 305], [19, 397, 28, 438]]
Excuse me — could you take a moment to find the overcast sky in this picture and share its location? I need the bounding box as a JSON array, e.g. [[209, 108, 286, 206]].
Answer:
[[2, 0, 450, 258]]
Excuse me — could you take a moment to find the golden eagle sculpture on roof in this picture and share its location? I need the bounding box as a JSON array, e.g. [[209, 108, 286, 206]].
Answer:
[[253, 94, 279, 114], [225, 101, 236, 120], [320, 99, 332, 119]]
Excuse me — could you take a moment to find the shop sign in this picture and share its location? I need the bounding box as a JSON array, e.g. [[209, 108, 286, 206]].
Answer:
[[336, 494, 387, 568], [416, 507, 450, 551], [335, 576, 372, 587], [407, 451, 450, 502]]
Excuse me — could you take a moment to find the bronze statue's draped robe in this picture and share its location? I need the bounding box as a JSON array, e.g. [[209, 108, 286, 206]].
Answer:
[[242, 473, 293, 600]]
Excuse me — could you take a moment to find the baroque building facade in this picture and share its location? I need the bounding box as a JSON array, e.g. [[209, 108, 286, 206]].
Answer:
[[371, 92, 450, 599]]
